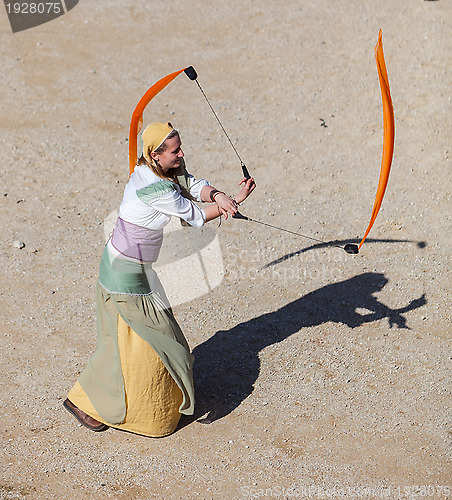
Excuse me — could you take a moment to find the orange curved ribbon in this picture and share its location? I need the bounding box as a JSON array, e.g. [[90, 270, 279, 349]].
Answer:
[[358, 30, 395, 249], [129, 68, 187, 175]]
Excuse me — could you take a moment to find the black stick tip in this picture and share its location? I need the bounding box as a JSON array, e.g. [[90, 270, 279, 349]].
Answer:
[[184, 66, 198, 80], [344, 243, 359, 254]]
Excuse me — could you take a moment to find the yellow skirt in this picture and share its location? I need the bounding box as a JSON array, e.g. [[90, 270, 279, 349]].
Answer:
[[68, 315, 183, 438]]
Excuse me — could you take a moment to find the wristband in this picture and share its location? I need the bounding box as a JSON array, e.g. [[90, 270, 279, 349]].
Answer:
[[209, 189, 225, 202]]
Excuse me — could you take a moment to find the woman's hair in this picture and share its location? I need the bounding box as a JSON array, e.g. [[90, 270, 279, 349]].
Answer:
[[138, 128, 180, 182]]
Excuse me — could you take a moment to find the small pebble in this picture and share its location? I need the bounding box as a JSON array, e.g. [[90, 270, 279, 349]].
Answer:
[[13, 240, 25, 249]]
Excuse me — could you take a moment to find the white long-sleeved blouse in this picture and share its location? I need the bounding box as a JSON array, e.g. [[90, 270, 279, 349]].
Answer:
[[109, 164, 210, 262]]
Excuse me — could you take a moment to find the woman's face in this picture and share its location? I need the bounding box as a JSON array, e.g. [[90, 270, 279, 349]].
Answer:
[[154, 135, 184, 172]]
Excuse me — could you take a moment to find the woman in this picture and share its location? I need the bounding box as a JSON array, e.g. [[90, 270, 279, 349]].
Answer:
[[64, 122, 256, 437]]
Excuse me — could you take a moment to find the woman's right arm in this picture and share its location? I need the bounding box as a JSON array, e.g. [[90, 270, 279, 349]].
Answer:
[[203, 203, 227, 222]]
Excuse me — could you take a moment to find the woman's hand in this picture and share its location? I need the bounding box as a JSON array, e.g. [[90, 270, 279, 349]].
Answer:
[[202, 178, 255, 222], [213, 192, 238, 219], [235, 177, 256, 204]]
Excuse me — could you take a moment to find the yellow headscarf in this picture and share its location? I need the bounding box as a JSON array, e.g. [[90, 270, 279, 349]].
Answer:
[[142, 122, 174, 163]]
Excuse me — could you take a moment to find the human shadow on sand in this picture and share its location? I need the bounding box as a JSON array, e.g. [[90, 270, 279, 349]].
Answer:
[[183, 272, 426, 426]]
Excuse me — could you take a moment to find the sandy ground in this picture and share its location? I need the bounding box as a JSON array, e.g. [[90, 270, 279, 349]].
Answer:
[[0, 0, 451, 498]]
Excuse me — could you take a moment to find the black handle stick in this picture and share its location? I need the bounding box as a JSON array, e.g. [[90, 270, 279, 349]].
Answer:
[[184, 66, 251, 180], [232, 211, 249, 221], [241, 163, 251, 180]]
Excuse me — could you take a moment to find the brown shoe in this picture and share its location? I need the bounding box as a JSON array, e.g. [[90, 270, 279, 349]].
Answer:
[[63, 398, 109, 432]]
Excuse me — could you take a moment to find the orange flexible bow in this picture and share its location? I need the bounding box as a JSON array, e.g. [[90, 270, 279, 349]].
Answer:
[[128, 68, 187, 176], [358, 30, 395, 249]]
